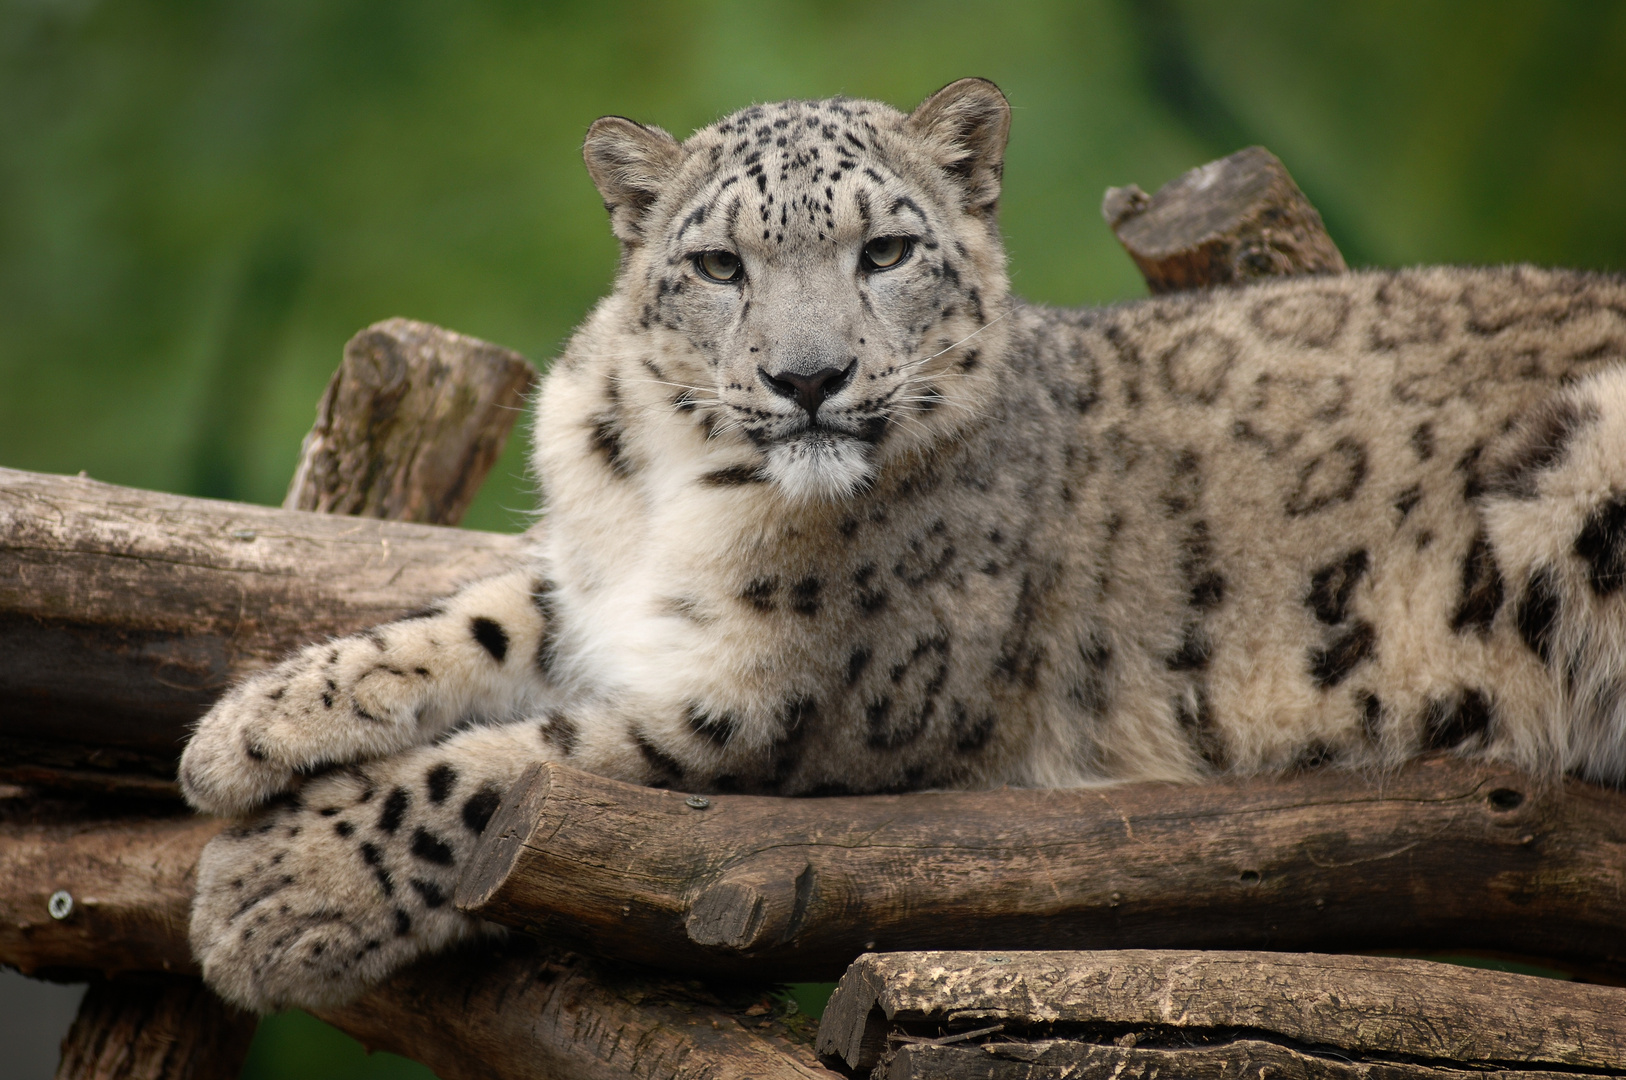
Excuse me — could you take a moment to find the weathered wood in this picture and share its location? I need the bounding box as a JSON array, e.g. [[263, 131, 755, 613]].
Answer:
[[0, 467, 522, 792], [882, 1038, 1587, 1080], [1103, 145, 1347, 293], [284, 318, 536, 525], [320, 940, 827, 1080], [0, 795, 214, 977], [457, 756, 1626, 982], [0, 796, 825, 1080], [818, 950, 1626, 1077], [55, 975, 255, 1080]]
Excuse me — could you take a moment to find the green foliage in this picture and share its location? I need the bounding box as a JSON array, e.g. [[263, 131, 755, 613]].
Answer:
[[241, 1010, 436, 1080], [2, 2, 1621, 1073]]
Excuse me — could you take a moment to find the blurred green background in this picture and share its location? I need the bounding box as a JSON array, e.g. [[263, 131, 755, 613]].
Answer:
[[2, 0, 1623, 1076]]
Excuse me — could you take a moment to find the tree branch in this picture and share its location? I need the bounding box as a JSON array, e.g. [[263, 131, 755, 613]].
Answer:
[[457, 756, 1626, 983]]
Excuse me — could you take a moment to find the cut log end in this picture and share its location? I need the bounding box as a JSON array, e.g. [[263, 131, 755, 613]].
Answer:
[[284, 318, 537, 527], [1105, 145, 1347, 294]]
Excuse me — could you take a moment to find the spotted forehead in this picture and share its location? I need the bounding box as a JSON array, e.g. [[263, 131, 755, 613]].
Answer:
[[670, 97, 930, 250]]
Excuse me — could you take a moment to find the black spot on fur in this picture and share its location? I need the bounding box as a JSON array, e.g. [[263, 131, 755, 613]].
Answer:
[[741, 577, 778, 611], [685, 703, 739, 747], [1293, 741, 1336, 771], [470, 617, 508, 663], [358, 842, 394, 897], [378, 787, 410, 834], [1190, 572, 1226, 611], [1166, 624, 1212, 672], [531, 580, 560, 676], [633, 730, 687, 787], [1483, 398, 1595, 500], [952, 700, 998, 752], [847, 646, 871, 685], [394, 908, 412, 936], [1410, 423, 1435, 461], [791, 576, 822, 616], [334, 820, 355, 838], [854, 563, 889, 615], [410, 827, 455, 866], [1450, 530, 1504, 635], [1177, 689, 1226, 770], [1394, 485, 1422, 519], [426, 763, 457, 804], [1575, 496, 1626, 596], [1422, 690, 1494, 750], [1361, 694, 1383, 741], [1516, 566, 1561, 664], [1309, 620, 1376, 687], [461, 786, 501, 835], [589, 413, 633, 477], [700, 464, 766, 486], [540, 710, 578, 756], [409, 878, 446, 908], [1307, 550, 1369, 625], [1285, 437, 1368, 517]]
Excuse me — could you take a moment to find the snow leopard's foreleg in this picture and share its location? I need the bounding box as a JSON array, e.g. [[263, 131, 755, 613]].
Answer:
[[180, 564, 558, 816]]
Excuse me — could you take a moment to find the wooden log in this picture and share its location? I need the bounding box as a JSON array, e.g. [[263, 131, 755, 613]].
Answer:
[[1103, 145, 1347, 293], [55, 975, 255, 1080], [456, 756, 1626, 982], [284, 318, 536, 526], [320, 940, 827, 1080], [0, 467, 521, 793], [816, 950, 1626, 1077], [0, 797, 825, 1080]]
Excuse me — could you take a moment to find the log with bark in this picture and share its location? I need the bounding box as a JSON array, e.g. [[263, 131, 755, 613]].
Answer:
[[1102, 145, 1348, 293], [816, 950, 1626, 1078], [455, 756, 1626, 982]]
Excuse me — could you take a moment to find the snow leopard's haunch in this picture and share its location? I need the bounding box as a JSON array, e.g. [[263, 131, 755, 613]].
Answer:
[[179, 78, 1626, 1011]]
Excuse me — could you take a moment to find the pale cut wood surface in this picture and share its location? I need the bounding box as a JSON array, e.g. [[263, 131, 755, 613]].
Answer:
[[284, 318, 536, 526], [456, 755, 1626, 983], [819, 950, 1626, 1076], [1103, 145, 1347, 293]]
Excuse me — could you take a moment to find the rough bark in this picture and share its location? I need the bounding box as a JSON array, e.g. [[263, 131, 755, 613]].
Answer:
[[0, 467, 521, 794], [0, 795, 825, 1080], [817, 950, 1626, 1077], [1103, 145, 1347, 293], [284, 318, 536, 526], [55, 975, 256, 1080], [457, 756, 1626, 983]]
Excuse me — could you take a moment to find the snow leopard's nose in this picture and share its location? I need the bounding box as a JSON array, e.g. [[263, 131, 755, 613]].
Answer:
[[759, 361, 855, 419]]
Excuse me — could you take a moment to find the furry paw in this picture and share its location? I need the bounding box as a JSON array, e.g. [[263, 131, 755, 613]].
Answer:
[[190, 764, 487, 1012], [181, 633, 439, 816]]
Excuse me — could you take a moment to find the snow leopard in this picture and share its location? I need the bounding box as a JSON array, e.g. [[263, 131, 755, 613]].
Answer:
[[179, 77, 1626, 1012]]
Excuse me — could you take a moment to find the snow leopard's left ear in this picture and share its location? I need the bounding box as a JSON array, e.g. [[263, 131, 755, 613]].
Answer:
[[583, 116, 684, 244], [907, 78, 1011, 215]]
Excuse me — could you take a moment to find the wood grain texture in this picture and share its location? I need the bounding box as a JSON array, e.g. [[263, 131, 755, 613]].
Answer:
[[55, 976, 255, 1080], [284, 318, 536, 526], [819, 950, 1626, 1076], [1104, 146, 1347, 293], [0, 466, 521, 790], [457, 756, 1626, 982]]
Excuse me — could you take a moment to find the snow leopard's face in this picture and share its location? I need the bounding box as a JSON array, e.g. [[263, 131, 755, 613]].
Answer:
[[584, 80, 1013, 502]]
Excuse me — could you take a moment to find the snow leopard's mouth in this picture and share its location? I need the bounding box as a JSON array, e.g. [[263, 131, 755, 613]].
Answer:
[[760, 428, 877, 502]]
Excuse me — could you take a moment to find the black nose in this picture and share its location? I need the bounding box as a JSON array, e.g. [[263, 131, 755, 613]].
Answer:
[[759, 363, 855, 418]]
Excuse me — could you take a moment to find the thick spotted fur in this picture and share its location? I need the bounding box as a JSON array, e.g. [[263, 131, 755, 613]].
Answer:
[[181, 79, 1626, 1011]]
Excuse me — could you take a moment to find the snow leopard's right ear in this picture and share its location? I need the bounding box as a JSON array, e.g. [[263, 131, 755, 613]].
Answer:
[[907, 78, 1011, 215], [583, 116, 684, 244]]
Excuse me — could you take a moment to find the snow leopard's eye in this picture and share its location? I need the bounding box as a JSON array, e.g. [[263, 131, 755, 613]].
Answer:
[[695, 250, 743, 283], [861, 236, 913, 271]]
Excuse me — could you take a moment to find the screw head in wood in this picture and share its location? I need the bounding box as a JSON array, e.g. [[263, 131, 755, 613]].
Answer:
[[685, 795, 711, 810], [47, 890, 73, 920]]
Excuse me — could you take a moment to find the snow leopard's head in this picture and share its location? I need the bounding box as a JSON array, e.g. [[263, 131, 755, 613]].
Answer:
[[583, 78, 1013, 502]]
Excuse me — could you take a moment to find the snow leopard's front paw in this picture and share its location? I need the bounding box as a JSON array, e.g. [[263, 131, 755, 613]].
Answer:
[[181, 632, 438, 817], [189, 764, 488, 1012]]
